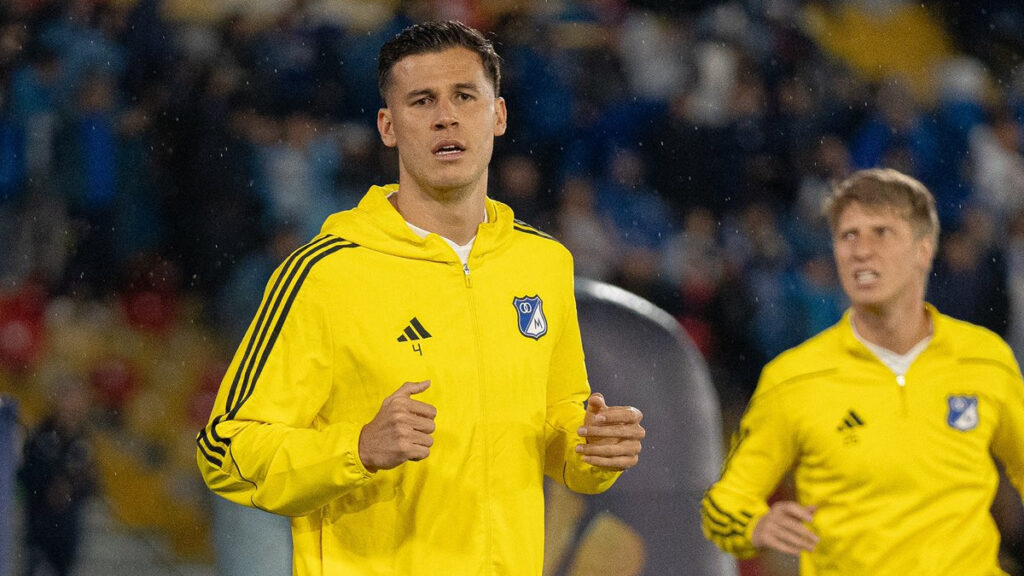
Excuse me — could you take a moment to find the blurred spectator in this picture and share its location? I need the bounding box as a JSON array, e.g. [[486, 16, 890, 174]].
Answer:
[[792, 253, 846, 337], [120, 0, 178, 97], [929, 56, 991, 226], [335, 121, 385, 208], [969, 109, 1024, 230], [928, 207, 1010, 335], [9, 45, 59, 189], [723, 202, 802, 360], [642, 88, 728, 216], [492, 152, 552, 229], [213, 224, 303, 344], [785, 134, 851, 261], [255, 111, 341, 241], [251, 4, 345, 116], [38, 0, 125, 111], [616, 9, 689, 102], [661, 207, 726, 355], [719, 61, 792, 208], [163, 70, 263, 295], [1008, 208, 1024, 368], [0, 185, 70, 289], [609, 244, 681, 318], [705, 261, 764, 399], [596, 147, 674, 250], [494, 13, 575, 158], [850, 76, 938, 185], [0, 87, 24, 203], [554, 175, 621, 282], [18, 373, 95, 576], [687, 34, 739, 128], [53, 72, 121, 296]]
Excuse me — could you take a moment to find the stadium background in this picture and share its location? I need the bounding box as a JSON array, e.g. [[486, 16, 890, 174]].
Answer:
[[0, 0, 1022, 574]]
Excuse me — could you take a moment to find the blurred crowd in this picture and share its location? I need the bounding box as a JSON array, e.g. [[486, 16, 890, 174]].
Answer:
[[0, 0, 1023, 571]]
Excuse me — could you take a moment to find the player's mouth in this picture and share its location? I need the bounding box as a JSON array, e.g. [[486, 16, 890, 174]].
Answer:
[[853, 269, 879, 286], [433, 140, 466, 159]]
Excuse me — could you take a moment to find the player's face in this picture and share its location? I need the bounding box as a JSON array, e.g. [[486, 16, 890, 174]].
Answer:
[[377, 47, 507, 200], [833, 201, 934, 314]]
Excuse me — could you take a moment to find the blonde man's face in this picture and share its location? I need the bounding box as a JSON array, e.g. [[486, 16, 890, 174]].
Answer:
[[832, 202, 934, 313]]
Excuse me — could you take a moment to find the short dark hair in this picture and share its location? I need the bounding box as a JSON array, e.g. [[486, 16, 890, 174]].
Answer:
[[824, 168, 940, 246], [377, 20, 501, 105]]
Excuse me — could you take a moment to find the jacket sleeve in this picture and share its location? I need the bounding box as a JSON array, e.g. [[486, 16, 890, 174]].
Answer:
[[196, 256, 373, 517], [701, 369, 798, 558], [992, 352, 1024, 503], [543, 275, 621, 494]]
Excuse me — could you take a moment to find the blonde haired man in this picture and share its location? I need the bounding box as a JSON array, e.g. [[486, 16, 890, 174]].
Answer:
[[703, 168, 1024, 574]]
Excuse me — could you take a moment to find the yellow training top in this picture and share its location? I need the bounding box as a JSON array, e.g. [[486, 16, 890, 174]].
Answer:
[[703, 306, 1024, 575], [197, 185, 620, 575]]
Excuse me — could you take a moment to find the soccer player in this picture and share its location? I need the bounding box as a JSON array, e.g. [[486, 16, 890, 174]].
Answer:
[[196, 20, 645, 575], [702, 168, 1024, 574]]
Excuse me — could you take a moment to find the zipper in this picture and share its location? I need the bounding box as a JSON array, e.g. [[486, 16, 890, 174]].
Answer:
[[459, 260, 490, 570], [896, 373, 908, 416]]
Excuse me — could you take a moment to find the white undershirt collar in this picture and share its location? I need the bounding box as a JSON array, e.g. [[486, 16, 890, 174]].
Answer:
[[389, 192, 486, 265], [850, 314, 933, 376]]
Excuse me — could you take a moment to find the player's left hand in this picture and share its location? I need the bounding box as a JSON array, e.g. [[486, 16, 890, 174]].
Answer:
[[576, 393, 645, 470]]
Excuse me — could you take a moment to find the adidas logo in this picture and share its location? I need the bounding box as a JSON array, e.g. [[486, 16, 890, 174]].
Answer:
[[836, 409, 865, 432], [397, 317, 432, 342]]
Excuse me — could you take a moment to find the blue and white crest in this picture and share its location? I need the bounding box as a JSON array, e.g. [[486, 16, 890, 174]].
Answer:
[[513, 295, 547, 340], [947, 395, 979, 432]]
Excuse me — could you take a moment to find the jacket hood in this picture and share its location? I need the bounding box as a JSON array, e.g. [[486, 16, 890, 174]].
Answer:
[[319, 184, 515, 263]]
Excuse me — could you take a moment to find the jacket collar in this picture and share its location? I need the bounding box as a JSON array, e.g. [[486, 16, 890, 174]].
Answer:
[[839, 303, 950, 360], [320, 184, 514, 263]]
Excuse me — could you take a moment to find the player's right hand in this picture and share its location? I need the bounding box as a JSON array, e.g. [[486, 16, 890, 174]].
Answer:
[[358, 380, 436, 473], [751, 501, 819, 556]]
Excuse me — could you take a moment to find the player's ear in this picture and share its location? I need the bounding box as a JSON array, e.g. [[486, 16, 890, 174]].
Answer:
[[378, 108, 396, 148], [493, 97, 507, 137], [917, 233, 936, 270]]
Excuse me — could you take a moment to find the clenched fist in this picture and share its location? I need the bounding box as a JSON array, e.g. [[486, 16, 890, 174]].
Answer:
[[575, 392, 645, 470], [358, 380, 437, 473]]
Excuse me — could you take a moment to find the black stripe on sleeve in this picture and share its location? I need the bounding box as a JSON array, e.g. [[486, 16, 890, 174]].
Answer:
[[228, 238, 351, 418], [197, 427, 225, 457], [224, 235, 338, 412], [207, 414, 229, 445], [202, 236, 356, 458], [513, 224, 556, 240], [201, 236, 339, 458], [704, 522, 746, 539], [197, 431, 224, 467], [701, 506, 731, 528], [230, 241, 358, 417], [703, 494, 750, 528]]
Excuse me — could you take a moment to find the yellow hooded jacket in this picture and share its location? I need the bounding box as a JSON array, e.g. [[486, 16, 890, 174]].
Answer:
[[197, 185, 620, 575], [702, 307, 1024, 575]]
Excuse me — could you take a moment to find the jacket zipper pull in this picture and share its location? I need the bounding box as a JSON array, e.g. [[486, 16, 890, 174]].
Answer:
[[463, 262, 472, 288], [896, 374, 908, 416]]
